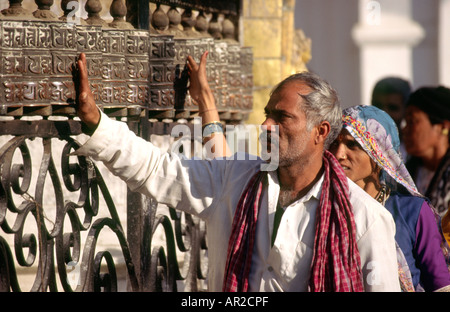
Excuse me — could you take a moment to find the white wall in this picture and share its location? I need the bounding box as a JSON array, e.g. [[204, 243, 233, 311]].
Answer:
[[411, 0, 440, 89], [294, 0, 446, 107], [438, 0, 450, 87], [294, 0, 361, 109]]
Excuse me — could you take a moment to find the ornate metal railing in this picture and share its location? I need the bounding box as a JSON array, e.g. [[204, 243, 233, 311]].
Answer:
[[0, 0, 252, 292]]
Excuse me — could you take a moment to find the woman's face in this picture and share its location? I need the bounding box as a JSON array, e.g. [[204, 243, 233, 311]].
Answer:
[[403, 106, 442, 158], [329, 129, 379, 189]]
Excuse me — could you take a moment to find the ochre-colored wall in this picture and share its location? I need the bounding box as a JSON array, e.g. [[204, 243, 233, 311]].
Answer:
[[242, 0, 310, 125]]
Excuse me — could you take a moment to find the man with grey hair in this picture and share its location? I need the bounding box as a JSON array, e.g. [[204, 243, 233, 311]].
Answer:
[[73, 52, 400, 292]]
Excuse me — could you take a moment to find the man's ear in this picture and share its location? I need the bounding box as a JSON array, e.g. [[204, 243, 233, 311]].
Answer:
[[315, 121, 331, 145]]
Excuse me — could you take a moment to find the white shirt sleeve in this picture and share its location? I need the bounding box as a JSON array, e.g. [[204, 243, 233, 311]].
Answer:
[[74, 111, 227, 218], [357, 211, 401, 291]]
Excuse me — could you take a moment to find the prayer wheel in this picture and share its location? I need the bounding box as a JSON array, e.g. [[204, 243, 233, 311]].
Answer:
[[0, 0, 253, 121]]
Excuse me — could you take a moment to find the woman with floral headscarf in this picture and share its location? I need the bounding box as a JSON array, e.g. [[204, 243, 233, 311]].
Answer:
[[329, 105, 450, 292]]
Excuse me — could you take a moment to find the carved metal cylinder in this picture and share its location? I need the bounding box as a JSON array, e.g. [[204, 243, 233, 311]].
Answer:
[[100, 29, 126, 111], [225, 41, 241, 117], [172, 37, 192, 117], [49, 22, 77, 115], [209, 40, 229, 119], [0, 7, 252, 120], [124, 29, 150, 115], [148, 33, 176, 119], [76, 24, 104, 111], [1, 21, 54, 115]]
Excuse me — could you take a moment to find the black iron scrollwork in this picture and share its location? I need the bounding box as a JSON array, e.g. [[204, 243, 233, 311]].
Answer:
[[0, 122, 210, 292], [0, 134, 137, 291]]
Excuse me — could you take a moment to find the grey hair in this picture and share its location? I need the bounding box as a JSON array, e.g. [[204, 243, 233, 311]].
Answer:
[[270, 71, 342, 149]]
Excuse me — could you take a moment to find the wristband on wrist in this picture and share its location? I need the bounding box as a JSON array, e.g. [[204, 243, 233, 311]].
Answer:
[[202, 121, 224, 138]]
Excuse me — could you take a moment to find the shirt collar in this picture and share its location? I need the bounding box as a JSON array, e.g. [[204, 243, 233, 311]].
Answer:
[[302, 172, 324, 202], [268, 170, 324, 204]]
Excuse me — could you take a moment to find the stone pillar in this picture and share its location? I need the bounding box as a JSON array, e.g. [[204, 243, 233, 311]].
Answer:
[[352, 0, 424, 105], [242, 0, 309, 125], [241, 0, 282, 125]]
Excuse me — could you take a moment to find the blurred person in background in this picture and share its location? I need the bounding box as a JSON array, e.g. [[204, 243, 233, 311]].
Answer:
[[371, 77, 412, 130], [371, 77, 412, 162], [403, 86, 450, 247]]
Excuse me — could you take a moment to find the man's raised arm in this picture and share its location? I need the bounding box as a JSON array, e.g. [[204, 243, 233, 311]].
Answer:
[[71, 52, 228, 216], [187, 51, 231, 158]]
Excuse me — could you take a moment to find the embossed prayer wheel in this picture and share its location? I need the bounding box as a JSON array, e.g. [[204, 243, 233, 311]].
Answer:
[[148, 33, 176, 119], [76, 24, 104, 111], [173, 36, 193, 118], [0, 0, 253, 121], [100, 28, 126, 111], [226, 41, 241, 117], [200, 36, 218, 114], [0, 20, 26, 116], [49, 22, 77, 115], [124, 29, 150, 115], [0, 20, 77, 116], [208, 40, 229, 118]]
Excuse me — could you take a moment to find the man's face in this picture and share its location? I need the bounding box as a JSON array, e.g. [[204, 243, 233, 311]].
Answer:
[[403, 105, 441, 158], [261, 81, 316, 168]]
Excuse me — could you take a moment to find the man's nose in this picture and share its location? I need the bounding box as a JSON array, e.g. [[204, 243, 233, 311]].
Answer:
[[262, 116, 275, 128], [261, 119, 278, 136]]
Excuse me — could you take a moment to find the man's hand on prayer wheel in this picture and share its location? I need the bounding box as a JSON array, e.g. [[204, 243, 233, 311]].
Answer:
[[74, 52, 101, 132]]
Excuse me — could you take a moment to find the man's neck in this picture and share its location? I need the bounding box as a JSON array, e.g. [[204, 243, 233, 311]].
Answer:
[[277, 156, 324, 207]]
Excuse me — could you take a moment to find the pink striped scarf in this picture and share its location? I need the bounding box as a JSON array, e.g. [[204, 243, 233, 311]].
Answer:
[[222, 150, 364, 292]]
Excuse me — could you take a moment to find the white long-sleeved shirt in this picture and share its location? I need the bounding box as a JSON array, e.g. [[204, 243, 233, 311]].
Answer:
[[75, 112, 401, 292]]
